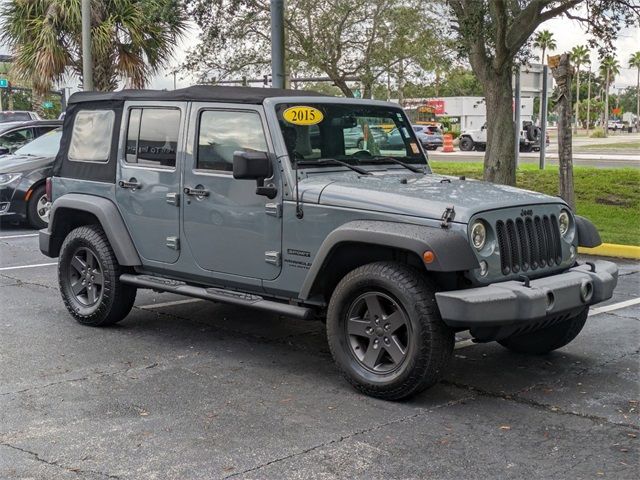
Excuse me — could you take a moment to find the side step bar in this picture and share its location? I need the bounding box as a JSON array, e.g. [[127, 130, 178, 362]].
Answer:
[[120, 274, 314, 320]]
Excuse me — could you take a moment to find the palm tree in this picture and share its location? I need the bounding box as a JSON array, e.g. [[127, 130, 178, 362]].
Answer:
[[0, 0, 187, 93], [533, 30, 556, 65], [570, 45, 590, 133], [630, 51, 640, 132], [599, 56, 621, 137]]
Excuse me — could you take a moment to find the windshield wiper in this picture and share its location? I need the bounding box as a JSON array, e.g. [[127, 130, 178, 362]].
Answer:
[[297, 158, 372, 175], [368, 156, 425, 174]]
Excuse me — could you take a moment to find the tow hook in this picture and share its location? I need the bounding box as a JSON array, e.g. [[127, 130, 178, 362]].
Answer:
[[519, 275, 531, 288], [585, 261, 597, 272]]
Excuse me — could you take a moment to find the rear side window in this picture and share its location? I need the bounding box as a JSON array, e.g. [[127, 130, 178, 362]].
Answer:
[[196, 110, 267, 172], [68, 110, 115, 162], [125, 108, 180, 168]]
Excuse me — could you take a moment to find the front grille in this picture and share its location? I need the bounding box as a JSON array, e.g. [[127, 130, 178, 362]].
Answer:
[[496, 215, 562, 275]]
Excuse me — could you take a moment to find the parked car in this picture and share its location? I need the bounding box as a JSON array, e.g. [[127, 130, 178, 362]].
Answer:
[[0, 120, 63, 155], [0, 111, 42, 123], [607, 120, 625, 131], [413, 125, 443, 150], [40, 86, 616, 401], [459, 122, 548, 152], [343, 125, 388, 149], [0, 128, 61, 228]]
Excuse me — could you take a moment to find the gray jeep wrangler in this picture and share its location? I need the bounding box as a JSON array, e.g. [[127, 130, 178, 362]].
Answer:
[[40, 86, 618, 400]]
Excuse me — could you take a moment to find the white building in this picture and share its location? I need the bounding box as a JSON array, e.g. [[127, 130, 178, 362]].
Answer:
[[401, 96, 535, 131]]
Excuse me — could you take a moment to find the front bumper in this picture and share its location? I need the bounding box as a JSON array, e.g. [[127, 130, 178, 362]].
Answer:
[[435, 260, 618, 332]]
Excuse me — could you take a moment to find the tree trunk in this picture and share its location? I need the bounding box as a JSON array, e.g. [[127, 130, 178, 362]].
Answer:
[[574, 65, 580, 133], [603, 69, 609, 138], [636, 67, 639, 132], [333, 77, 354, 98], [482, 70, 516, 185], [397, 59, 405, 106], [549, 54, 575, 211]]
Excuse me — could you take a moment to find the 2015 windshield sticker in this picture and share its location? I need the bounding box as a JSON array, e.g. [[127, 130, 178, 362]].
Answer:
[[283, 106, 324, 126]]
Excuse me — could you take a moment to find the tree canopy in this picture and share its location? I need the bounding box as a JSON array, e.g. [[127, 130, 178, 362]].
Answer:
[[0, 0, 188, 93]]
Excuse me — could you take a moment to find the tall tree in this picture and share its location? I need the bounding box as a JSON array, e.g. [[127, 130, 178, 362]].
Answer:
[[630, 51, 640, 131], [0, 0, 187, 93], [599, 55, 621, 137], [570, 45, 590, 132], [183, 0, 444, 98], [533, 30, 557, 64], [447, 0, 638, 185]]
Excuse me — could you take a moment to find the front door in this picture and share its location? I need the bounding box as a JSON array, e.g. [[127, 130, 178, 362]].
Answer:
[[182, 104, 282, 280], [116, 103, 186, 264]]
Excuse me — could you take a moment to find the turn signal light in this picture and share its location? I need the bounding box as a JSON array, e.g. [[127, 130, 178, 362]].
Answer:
[[422, 250, 435, 264]]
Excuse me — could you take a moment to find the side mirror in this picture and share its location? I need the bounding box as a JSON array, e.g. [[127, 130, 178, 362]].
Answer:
[[0, 147, 10, 156], [233, 151, 273, 180], [232, 150, 277, 199]]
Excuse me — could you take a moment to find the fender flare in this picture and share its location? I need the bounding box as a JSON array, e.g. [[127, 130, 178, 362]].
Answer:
[[575, 215, 602, 248], [298, 220, 479, 300], [49, 193, 141, 266]]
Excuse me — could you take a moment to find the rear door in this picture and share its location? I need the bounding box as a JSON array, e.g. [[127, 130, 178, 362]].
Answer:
[[116, 102, 186, 264], [181, 103, 282, 280]]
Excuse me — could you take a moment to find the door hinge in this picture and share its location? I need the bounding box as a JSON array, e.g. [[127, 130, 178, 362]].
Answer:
[[166, 236, 180, 250], [265, 251, 281, 266], [265, 203, 282, 217], [166, 192, 180, 206]]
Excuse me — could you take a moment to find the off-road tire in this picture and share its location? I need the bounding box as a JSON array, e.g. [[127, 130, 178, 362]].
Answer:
[[27, 185, 49, 229], [58, 225, 136, 326], [498, 307, 588, 355], [459, 136, 474, 151], [326, 261, 454, 400]]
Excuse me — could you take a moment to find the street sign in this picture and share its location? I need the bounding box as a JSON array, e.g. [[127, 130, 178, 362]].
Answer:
[[353, 89, 361, 98], [0, 79, 8, 88], [43, 101, 54, 109]]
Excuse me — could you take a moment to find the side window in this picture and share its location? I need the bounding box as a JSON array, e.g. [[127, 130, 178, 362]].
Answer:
[[0, 128, 33, 151], [68, 110, 115, 162], [197, 110, 267, 172], [125, 108, 180, 168]]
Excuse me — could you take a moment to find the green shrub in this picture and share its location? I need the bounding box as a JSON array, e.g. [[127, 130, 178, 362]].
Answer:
[[590, 127, 606, 138]]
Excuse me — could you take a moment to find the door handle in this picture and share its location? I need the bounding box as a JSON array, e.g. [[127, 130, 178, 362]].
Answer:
[[119, 179, 142, 190], [183, 187, 210, 197]]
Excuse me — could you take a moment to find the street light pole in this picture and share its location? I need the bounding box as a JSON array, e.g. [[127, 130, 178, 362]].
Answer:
[[586, 64, 591, 135], [81, 0, 93, 91], [270, 0, 285, 89]]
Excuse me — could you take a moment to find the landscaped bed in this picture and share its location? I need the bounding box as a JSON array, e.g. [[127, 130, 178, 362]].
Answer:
[[431, 162, 640, 246]]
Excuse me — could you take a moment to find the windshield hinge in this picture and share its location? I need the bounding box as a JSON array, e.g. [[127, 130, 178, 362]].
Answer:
[[440, 206, 455, 228]]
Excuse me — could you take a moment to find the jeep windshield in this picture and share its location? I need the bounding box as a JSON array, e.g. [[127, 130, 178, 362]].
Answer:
[[275, 103, 428, 169]]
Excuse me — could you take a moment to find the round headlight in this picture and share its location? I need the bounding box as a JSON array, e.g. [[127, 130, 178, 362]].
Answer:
[[558, 210, 570, 237], [471, 221, 486, 250]]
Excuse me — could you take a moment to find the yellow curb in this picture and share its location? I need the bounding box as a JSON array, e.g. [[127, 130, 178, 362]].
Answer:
[[579, 243, 640, 260]]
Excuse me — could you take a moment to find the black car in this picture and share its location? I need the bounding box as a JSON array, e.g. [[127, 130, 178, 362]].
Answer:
[[0, 120, 62, 155], [0, 128, 61, 228]]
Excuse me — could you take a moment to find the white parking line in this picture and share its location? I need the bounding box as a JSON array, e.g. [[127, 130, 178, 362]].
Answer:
[[139, 298, 204, 310], [0, 233, 39, 240], [0, 262, 57, 271]]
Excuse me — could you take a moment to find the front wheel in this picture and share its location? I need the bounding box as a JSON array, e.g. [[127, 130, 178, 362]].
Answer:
[[58, 225, 136, 326], [326, 262, 454, 400], [459, 137, 474, 151], [498, 308, 588, 354]]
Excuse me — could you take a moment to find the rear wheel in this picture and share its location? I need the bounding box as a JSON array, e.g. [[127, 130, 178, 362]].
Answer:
[[27, 185, 50, 229], [326, 261, 454, 400], [459, 136, 474, 151], [498, 308, 588, 354], [58, 225, 136, 326]]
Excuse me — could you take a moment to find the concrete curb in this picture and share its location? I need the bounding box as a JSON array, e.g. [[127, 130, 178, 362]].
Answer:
[[579, 243, 640, 260]]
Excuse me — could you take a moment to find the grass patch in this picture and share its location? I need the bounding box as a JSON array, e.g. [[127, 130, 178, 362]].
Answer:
[[430, 162, 640, 246], [579, 141, 640, 151]]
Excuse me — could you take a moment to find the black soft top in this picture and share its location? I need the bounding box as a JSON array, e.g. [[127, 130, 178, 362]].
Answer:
[[68, 85, 326, 105]]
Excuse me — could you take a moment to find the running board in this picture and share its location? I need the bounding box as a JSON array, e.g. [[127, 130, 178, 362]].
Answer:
[[120, 274, 314, 320]]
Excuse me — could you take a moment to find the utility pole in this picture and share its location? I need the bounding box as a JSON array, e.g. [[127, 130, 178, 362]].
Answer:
[[81, 0, 93, 91], [539, 64, 549, 169], [603, 68, 610, 138], [270, 0, 285, 89], [514, 67, 521, 168], [586, 64, 592, 135]]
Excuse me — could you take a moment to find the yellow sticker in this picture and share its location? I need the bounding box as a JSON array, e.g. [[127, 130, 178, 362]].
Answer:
[[283, 106, 324, 126]]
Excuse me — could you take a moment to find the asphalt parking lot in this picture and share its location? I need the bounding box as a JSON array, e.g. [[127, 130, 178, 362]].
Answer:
[[1, 224, 638, 479]]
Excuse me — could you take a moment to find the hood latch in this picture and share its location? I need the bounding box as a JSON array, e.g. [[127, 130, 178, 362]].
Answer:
[[440, 206, 456, 228]]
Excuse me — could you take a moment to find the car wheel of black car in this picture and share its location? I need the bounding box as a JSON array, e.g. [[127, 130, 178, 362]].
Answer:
[[27, 185, 51, 229], [326, 261, 454, 400], [459, 137, 474, 151], [59, 225, 136, 327], [498, 307, 588, 355]]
